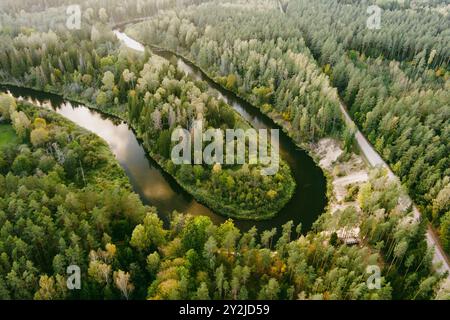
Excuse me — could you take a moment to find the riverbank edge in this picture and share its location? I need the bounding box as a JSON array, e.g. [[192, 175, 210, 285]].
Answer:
[[123, 37, 336, 222], [10, 98, 135, 193], [0, 82, 296, 221]]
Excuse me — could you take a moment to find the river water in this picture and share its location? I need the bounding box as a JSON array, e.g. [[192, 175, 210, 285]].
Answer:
[[0, 33, 326, 233]]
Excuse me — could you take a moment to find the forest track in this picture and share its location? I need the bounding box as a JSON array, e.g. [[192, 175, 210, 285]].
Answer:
[[280, 0, 450, 281], [337, 99, 450, 277]]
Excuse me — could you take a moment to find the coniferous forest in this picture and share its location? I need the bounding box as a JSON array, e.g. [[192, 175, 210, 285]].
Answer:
[[0, 0, 448, 303]]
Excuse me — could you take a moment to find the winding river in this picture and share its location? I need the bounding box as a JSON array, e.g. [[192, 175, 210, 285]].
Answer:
[[0, 31, 326, 233]]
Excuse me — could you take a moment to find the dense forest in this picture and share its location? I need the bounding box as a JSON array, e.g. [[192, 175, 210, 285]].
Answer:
[[0, 16, 296, 220], [0, 0, 449, 300], [128, 8, 346, 145], [0, 97, 443, 299], [0, 97, 145, 298], [126, 0, 450, 254], [291, 0, 450, 254]]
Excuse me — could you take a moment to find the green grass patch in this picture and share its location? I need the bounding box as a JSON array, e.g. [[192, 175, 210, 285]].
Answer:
[[0, 123, 18, 149]]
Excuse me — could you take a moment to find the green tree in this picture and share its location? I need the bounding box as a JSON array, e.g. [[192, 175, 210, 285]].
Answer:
[[30, 128, 49, 147], [102, 71, 115, 91], [157, 130, 171, 159], [130, 212, 167, 252], [182, 216, 212, 253], [146, 252, 160, 274], [0, 94, 16, 120], [96, 91, 108, 108], [11, 111, 30, 139], [195, 282, 210, 300], [258, 278, 280, 300]]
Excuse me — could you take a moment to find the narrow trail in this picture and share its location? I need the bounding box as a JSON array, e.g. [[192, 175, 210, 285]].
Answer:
[[281, 0, 448, 281], [338, 101, 450, 278]]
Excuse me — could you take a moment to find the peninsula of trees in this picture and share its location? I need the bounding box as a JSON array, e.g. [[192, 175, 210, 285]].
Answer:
[[0, 19, 295, 220], [126, 0, 450, 255]]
